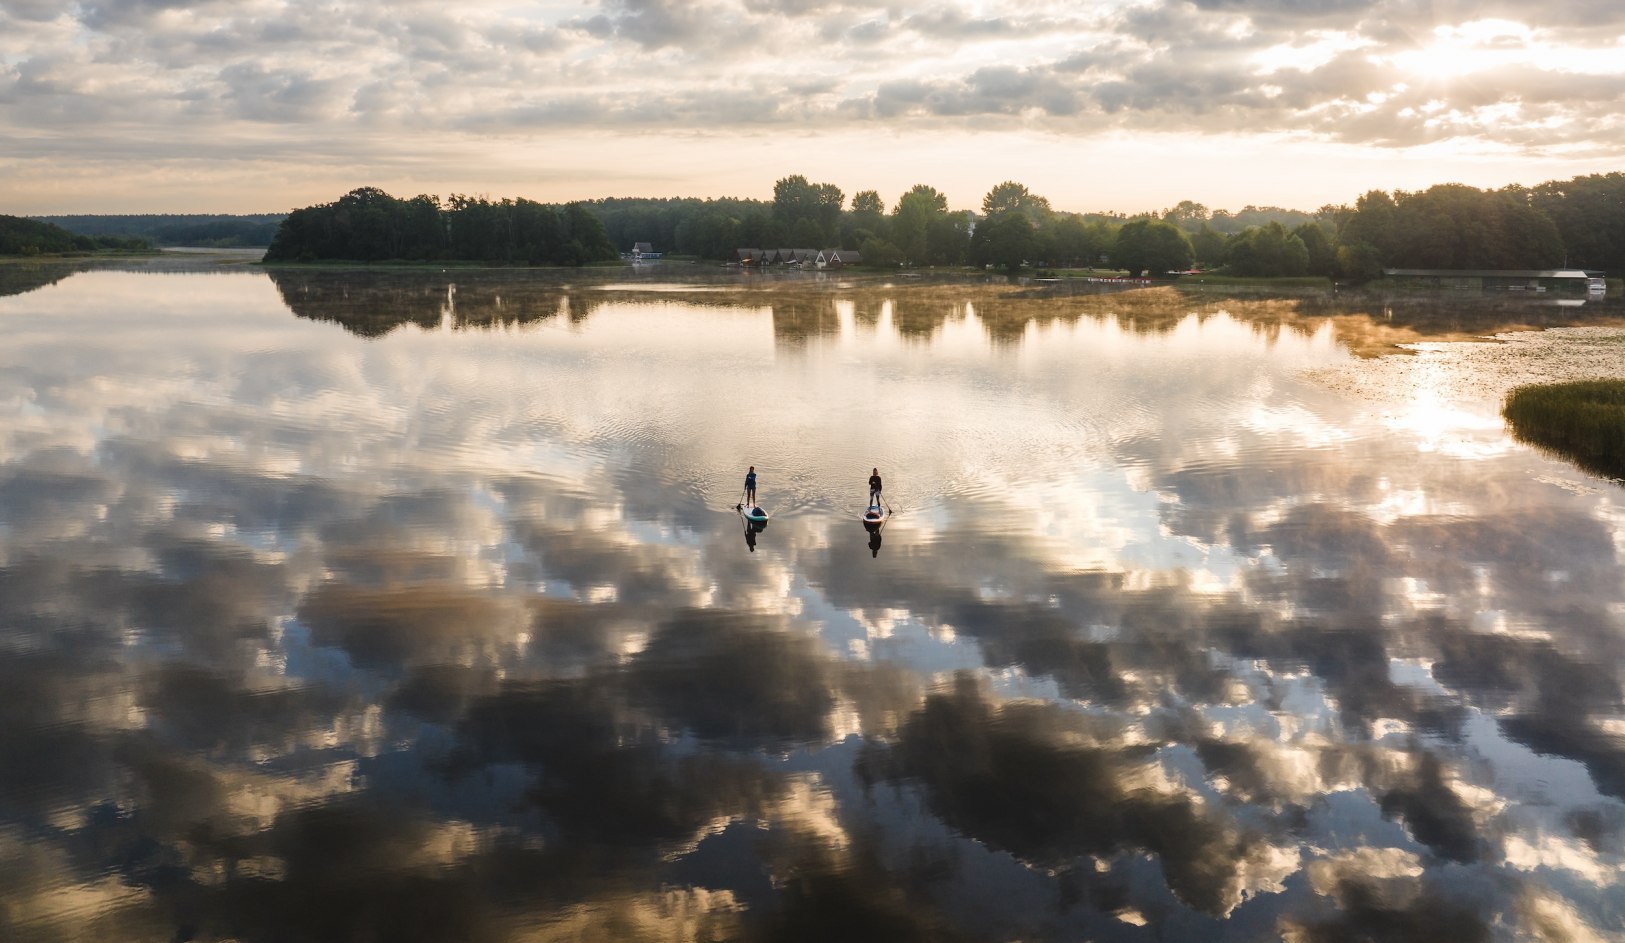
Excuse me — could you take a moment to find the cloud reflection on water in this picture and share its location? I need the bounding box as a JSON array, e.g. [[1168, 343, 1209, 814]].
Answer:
[[0, 266, 1621, 940]]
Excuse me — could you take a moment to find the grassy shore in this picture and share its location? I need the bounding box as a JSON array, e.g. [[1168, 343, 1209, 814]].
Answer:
[[257, 258, 623, 270], [0, 249, 158, 262], [1503, 379, 1625, 480]]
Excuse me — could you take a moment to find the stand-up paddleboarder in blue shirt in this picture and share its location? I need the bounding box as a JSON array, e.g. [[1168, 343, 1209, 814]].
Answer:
[[745, 466, 757, 506]]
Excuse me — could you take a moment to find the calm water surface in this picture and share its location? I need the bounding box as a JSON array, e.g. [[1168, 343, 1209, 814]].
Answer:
[[2, 259, 1623, 941]]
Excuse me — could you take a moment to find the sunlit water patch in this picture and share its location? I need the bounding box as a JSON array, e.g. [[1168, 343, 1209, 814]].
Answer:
[[1, 263, 1622, 941]]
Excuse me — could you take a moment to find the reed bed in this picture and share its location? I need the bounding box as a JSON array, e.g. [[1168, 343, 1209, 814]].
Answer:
[[1503, 379, 1625, 480]]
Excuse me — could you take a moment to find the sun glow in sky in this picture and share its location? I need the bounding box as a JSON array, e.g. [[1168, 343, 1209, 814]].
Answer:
[[2, 1, 1624, 214]]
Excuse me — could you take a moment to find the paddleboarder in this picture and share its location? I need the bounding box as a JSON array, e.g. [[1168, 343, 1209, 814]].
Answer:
[[868, 468, 882, 506], [744, 466, 757, 506]]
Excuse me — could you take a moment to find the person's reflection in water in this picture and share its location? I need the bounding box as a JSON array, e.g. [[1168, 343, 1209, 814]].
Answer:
[[743, 516, 767, 552], [864, 519, 883, 557]]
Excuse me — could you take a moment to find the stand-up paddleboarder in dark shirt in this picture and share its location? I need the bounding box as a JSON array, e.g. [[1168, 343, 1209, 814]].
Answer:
[[868, 468, 882, 506], [744, 466, 757, 506]]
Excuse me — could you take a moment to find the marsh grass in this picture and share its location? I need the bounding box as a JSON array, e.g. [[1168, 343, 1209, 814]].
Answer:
[[1503, 380, 1625, 481]]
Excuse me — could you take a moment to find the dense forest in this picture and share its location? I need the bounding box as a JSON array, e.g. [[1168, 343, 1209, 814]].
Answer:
[[39, 214, 284, 248], [1, 214, 149, 255], [264, 171, 1625, 278], [263, 188, 618, 264]]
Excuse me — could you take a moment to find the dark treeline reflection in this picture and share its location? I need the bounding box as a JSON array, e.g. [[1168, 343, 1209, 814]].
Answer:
[[0, 261, 95, 299], [268, 269, 577, 337], [267, 269, 1625, 356], [3, 270, 1624, 941]]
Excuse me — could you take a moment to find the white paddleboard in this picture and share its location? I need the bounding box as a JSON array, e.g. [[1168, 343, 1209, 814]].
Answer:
[[742, 506, 770, 522], [862, 505, 887, 524]]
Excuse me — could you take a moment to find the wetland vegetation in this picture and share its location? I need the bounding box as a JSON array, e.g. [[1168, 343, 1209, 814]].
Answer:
[[1504, 377, 1625, 480]]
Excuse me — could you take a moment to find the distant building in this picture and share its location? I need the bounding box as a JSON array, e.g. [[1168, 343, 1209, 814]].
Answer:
[[629, 241, 662, 261], [1382, 268, 1594, 292]]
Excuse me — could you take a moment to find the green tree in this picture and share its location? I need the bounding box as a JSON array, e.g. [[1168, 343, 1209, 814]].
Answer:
[[1337, 242, 1384, 281], [981, 181, 1051, 222], [0, 214, 148, 255], [971, 212, 1038, 274], [1162, 200, 1210, 233], [773, 175, 844, 244], [1337, 190, 1397, 267], [843, 189, 888, 246], [925, 213, 970, 265], [1292, 222, 1336, 276], [892, 184, 951, 264], [268, 188, 614, 265], [562, 203, 617, 262], [860, 236, 902, 268], [1113, 218, 1192, 277], [789, 217, 824, 248], [1386, 183, 1563, 269], [1046, 216, 1107, 268], [1530, 172, 1625, 272], [1190, 224, 1228, 268], [1225, 222, 1308, 277]]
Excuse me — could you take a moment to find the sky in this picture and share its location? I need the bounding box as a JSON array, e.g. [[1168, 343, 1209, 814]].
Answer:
[[3, 0, 1625, 215]]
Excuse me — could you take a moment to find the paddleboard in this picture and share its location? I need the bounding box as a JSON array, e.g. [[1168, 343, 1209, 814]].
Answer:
[[862, 505, 887, 524], [742, 505, 770, 522]]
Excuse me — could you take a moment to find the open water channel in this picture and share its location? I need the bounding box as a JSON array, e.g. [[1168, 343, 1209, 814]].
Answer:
[[2, 256, 1623, 941]]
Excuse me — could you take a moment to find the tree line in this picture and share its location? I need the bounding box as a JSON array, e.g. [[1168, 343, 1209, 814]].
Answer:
[[588, 171, 1625, 278], [0, 215, 149, 256], [263, 171, 1625, 278], [263, 188, 618, 264], [36, 214, 285, 248]]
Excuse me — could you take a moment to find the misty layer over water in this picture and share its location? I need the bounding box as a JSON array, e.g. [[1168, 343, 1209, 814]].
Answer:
[[1, 264, 1622, 942]]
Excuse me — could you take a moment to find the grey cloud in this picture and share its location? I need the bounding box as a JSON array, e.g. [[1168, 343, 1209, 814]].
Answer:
[[627, 610, 837, 745], [841, 17, 890, 44], [1118, 0, 1279, 51], [1377, 750, 1483, 862], [1188, 0, 1372, 13], [569, 0, 743, 51], [218, 62, 340, 122], [869, 66, 1084, 119], [1184, 0, 1382, 32], [294, 582, 520, 669], [1183, 0, 1625, 28], [140, 663, 354, 755], [862, 675, 1277, 916], [2, 0, 67, 21], [901, 10, 1020, 39], [452, 676, 789, 847], [1282, 864, 1490, 942], [76, 0, 205, 30]]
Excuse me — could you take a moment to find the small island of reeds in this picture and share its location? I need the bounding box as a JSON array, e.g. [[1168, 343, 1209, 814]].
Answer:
[[1503, 379, 1625, 481]]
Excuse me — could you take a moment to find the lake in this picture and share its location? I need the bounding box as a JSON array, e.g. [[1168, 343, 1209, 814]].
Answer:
[[2, 256, 1623, 941]]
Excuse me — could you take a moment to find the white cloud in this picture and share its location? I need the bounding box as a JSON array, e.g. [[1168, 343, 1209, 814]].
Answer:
[[3, 0, 1625, 210]]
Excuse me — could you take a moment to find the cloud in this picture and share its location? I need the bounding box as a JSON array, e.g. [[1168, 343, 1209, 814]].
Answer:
[[3, 0, 1624, 166], [860, 674, 1299, 917]]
